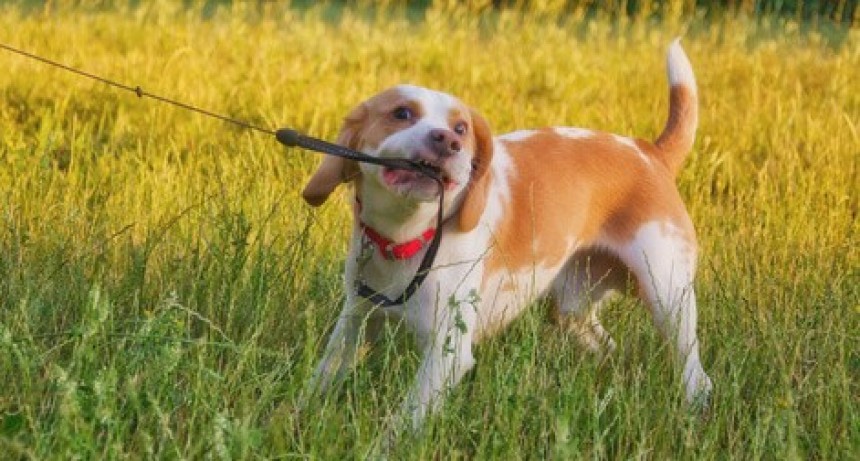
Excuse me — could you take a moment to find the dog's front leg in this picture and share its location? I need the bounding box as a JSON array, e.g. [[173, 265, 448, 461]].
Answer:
[[398, 299, 477, 431], [305, 301, 366, 398]]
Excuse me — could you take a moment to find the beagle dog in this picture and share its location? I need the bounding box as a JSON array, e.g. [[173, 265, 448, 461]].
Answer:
[[302, 40, 712, 430]]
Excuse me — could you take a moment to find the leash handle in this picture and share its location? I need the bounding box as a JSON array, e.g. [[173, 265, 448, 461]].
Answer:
[[276, 128, 369, 163], [275, 128, 442, 178]]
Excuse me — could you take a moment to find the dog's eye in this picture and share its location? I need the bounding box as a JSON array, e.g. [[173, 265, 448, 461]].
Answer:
[[454, 122, 468, 135], [392, 107, 413, 121]]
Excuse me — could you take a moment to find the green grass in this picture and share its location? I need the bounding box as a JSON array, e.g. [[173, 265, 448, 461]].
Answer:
[[1, 1, 857, 459]]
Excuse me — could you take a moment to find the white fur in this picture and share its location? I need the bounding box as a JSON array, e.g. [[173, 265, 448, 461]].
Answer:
[[498, 129, 538, 142], [481, 141, 514, 230], [612, 222, 711, 401], [667, 39, 697, 94], [554, 126, 594, 139], [393, 85, 459, 135]]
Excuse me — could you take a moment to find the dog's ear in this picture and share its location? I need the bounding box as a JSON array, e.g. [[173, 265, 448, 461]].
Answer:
[[458, 108, 494, 232], [302, 104, 365, 206]]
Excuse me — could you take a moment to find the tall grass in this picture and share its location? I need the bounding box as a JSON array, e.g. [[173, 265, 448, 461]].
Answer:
[[0, 1, 857, 458]]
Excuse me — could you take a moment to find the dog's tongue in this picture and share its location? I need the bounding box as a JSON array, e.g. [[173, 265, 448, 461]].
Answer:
[[383, 168, 421, 185]]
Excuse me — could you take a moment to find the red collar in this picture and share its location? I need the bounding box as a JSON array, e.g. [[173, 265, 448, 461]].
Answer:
[[354, 197, 436, 260], [361, 223, 436, 260]]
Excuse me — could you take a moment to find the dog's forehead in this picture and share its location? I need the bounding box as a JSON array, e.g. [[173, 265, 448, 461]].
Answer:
[[367, 85, 464, 116], [395, 84, 460, 112]]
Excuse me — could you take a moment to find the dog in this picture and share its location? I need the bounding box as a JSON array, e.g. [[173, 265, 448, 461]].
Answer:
[[301, 39, 713, 430]]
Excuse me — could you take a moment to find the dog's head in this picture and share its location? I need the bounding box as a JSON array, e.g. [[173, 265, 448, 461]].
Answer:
[[302, 85, 494, 232]]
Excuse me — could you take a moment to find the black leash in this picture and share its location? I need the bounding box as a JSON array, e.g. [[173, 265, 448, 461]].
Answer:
[[1, 42, 444, 307], [278, 130, 446, 308]]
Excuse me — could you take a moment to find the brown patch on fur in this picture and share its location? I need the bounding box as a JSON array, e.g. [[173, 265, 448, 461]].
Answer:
[[655, 85, 697, 177], [447, 108, 467, 130], [547, 249, 631, 321], [458, 108, 495, 232], [301, 104, 365, 206], [346, 88, 425, 151], [485, 129, 693, 277]]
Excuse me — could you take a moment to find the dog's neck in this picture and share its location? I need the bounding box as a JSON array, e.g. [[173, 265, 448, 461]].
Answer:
[[356, 180, 444, 243]]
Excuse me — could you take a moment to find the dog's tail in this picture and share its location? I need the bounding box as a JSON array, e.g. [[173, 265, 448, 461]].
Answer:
[[653, 39, 698, 177]]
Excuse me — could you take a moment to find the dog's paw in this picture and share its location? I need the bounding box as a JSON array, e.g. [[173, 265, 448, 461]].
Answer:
[[684, 366, 714, 416]]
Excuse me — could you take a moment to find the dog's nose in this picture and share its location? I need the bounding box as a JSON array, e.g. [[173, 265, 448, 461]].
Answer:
[[428, 129, 461, 157]]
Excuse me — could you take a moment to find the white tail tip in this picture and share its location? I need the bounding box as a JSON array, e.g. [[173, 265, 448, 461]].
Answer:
[[667, 38, 696, 93]]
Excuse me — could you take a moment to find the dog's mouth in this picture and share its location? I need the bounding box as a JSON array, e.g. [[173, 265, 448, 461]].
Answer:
[[381, 159, 458, 192]]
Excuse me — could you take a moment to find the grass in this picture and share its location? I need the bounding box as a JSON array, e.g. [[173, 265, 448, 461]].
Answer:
[[0, 1, 857, 459]]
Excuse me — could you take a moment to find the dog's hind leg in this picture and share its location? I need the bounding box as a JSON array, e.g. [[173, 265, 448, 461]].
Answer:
[[551, 249, 629, 358], [614, 221, 713, 406]]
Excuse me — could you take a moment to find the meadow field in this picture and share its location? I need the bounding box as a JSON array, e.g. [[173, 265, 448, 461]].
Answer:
[[0, 1, 857, 459]]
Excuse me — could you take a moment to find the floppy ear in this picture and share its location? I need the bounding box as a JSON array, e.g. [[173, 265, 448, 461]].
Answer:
[[458, 108, 494, 232], [301, 104, 365, 206]]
